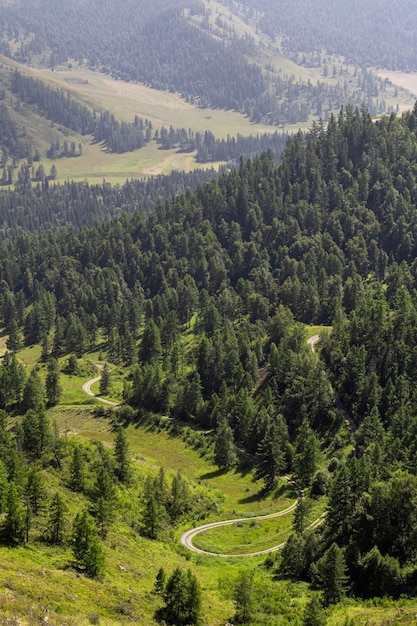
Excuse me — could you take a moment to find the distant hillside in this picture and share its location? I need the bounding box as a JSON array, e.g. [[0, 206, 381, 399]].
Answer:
[[0, 0, 406, 125], [244, 0, 417, 70]]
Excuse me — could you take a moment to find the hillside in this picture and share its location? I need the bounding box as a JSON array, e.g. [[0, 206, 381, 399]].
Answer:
[[0, 0, 411, 126], [2, 104, 417, 622]]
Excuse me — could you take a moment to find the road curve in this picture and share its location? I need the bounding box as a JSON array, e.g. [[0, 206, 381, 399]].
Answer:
[[180, 496, 299, 558], [82, 365, 119, 407], [307, 334, 320, 352]]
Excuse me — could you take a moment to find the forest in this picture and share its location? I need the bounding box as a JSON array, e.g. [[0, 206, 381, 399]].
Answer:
[[1, 104, 417, 623]]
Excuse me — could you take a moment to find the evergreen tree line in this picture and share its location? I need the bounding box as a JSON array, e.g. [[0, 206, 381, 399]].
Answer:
[[0, 402, 133, 577], [0, 168, 221, 241], [8, 70, 289, 162], [0, 102, 32, 162], [10, 70, 153, 154]]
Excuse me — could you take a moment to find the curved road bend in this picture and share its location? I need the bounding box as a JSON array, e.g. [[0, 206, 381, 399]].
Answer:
[[180, 477, 319, 558], [82, 364, 119, 407]]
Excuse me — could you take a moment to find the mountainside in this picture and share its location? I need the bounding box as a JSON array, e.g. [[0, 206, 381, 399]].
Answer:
[[2, 105, 417, 622], [248, 0, 417, 70], [0, 0, 409, 124]]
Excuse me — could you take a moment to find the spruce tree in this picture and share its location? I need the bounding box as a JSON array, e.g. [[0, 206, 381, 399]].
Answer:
[[114, 426, 131, 483], [47, 492, 68, 544], [234, 570, 255, 624], [214, 418, 237, 471], [45, 357, 62, 406], [255, 422, 285, 491], [315, 543, 349, 606], [162, 567, 202, 626], [302, 596, 327, 626], [99, 364, 111, 396], [69, 445, 86, 492], [22, 368, 45, 413], [2, 482, 25, 545], [72, 510, 105, 577]]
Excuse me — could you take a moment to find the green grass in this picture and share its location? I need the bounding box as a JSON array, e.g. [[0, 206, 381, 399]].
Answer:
[[305, 325, 332, 339]]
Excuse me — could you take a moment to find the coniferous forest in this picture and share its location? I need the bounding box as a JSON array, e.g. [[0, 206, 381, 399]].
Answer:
[[1, 103, 417, 622]]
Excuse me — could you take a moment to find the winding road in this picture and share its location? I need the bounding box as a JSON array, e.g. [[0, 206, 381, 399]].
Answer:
[[82, 364, 119, 407], [81, 334, 329, 558], [180, 479, 300, 558]]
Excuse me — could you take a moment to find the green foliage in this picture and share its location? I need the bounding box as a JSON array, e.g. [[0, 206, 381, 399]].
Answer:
[[2, 481, 25, 545], [22, 368, 45, 413], [234, 569, 255, 624], [46, 492, 68, 545], [293, 419, 321, 487], [302, 595, 326, 626], [160, 567, 202, 626], [45, 357, 62, 406], [255, 422, 285, 491], [68, 445, 86, 493], [72, 510, 105, 578], [314, 543, 349, 606], [214, 418, 237, 471], [21, 409, 51, 460], [113, 426, 131, 484], [99, 363, 111, 396]]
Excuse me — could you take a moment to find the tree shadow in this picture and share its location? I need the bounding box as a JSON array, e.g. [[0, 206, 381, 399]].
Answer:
[[238, 488, 267, 505], [199, 468, 224, 480]]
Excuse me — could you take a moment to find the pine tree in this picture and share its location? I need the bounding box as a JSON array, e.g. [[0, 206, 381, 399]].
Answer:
[[90, 464, 116, 538], [2, 482, 25, 545], [315, 543, 349, 606], [214, 418, 237, 471], [170, 469, 190, 522], [22, 368, 45, 413], [47, 492, 68, 544], [45, 357, 62, 406], [6, 319, 22, 352], [24, 466, 46, 516], [280, 532, 306, 578], [99, 364, 111, 395], [234, 570, 255, 624], [293, 419, 321, 486], [139, 319, 162, 363], [72, 510, 105, 577], [21, 409, 51, 460], [255, 422, 285, 491], [69, 445, 86, 492], [162, 567, 202, 626], [302, 596, 327, 626], [114, 426, 131, 483], [154, 566, 166, 596]]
